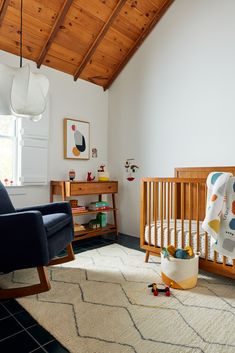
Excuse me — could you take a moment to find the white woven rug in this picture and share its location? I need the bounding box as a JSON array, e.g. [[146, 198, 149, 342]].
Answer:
[[1, 244, 235, 353]]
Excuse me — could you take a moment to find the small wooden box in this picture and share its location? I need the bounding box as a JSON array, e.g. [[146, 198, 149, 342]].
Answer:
[[70, 199, 78, 208]]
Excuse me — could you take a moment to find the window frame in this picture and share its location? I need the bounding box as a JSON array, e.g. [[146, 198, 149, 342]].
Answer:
[[0, 116, 19, 185]]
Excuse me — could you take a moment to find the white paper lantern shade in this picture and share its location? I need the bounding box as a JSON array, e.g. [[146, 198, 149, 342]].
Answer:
[[0, 63, 49, 120], [0, 0, 49, 121], [10, 64, 49, 119]]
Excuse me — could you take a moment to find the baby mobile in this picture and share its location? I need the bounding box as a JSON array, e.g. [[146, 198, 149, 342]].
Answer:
[[125, 159, 139, 181]]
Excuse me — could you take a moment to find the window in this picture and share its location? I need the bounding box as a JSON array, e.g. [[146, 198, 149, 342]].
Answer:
[[0, 102, 49, 187], [0, 116, 19, 185]]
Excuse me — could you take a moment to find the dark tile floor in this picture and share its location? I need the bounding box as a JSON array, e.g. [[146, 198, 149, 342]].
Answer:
[[0, 234, 141, 353]]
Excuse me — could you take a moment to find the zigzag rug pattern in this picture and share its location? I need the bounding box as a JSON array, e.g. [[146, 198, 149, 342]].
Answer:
[[1, 244, 235, 353]]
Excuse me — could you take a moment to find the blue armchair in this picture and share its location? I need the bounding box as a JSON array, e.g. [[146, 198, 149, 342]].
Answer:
[[0, 181, 75, 299]]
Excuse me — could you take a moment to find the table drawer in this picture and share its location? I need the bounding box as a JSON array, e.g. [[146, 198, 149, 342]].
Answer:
[[67, 182, 118, 196]]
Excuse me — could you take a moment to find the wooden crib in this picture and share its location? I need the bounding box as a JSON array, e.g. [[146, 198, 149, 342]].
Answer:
[[140, 166, 235, 279]]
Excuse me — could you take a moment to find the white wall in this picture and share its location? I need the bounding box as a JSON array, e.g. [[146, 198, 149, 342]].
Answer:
[[0, 50, 108, 207], [108, 0, 235, 237]]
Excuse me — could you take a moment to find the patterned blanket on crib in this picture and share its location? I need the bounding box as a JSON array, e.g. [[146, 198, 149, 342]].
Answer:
[[202, 172, 235, 259]]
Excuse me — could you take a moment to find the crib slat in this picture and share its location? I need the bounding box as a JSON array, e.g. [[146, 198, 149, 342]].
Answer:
[[214, 251, 217, 263], [160, 182, 164, 248], [203, 183, 210, 262], [167, 182, 170, 244], [147, 182, 151, 246], [164, 182, 166, 220], [181, 182, 185, 248], [153, 182, 158, 247], [174, 182, 177, 247], [170, 182, 173, 219], [223, 256, 226, 267], [205, 232, 208, 261], [156, 182, 159, 246], [188, 182, 192, 247], [196, 183, 200, 252], [140, 181, 147, 248], [152, 182, 155, 222]]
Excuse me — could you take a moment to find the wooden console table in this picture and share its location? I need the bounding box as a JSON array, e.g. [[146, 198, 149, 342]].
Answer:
[[50, 180, 118, 241]]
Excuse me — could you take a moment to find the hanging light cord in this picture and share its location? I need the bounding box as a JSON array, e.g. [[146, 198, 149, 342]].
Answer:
[[20, 0, 23, 68]]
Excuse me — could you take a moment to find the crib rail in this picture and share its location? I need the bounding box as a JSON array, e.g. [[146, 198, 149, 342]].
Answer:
[[140, 177, 235, 279]]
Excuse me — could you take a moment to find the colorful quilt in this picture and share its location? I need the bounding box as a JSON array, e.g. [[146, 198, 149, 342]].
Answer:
[[202, 172, 235, 259]]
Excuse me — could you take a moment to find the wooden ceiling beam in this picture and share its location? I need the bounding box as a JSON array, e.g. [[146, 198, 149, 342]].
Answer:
[[104, 0, 174, 90], [36, 0, 73, 68], [0, 0, 10, 27], [73, 0, 127, 81]]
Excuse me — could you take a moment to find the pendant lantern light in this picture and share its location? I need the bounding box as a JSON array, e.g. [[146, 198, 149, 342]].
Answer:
[[0, 0, 49, 120]]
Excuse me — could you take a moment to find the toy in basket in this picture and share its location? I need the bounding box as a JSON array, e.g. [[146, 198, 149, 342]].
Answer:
[[161, 245, 200, 290]]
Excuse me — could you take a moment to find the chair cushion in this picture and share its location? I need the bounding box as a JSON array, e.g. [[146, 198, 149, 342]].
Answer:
[[0, 181, 15, 214], [43, 213, 71, 237]]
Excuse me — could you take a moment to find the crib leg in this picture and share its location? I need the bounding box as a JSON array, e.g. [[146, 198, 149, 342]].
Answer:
[[145, 251, 150, 263]]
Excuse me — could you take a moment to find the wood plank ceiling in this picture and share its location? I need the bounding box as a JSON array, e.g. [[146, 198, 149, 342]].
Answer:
[[0, 0, 173, 89]]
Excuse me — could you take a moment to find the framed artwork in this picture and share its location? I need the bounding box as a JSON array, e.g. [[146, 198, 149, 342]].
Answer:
[[63, 118, 90, 160]]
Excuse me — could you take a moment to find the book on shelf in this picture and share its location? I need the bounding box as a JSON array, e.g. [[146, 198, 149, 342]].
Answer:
[[72, 206, 88, 213], [88, 201, 110, 211], [91, 206, 110, 211]]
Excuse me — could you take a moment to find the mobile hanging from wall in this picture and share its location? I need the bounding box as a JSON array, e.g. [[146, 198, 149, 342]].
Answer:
[[125, 159, 139, 181]]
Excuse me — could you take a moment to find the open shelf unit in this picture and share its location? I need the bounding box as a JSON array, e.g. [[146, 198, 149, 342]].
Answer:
[[50, 180, 118, 241]]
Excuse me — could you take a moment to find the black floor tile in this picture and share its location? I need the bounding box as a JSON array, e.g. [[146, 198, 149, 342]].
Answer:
[[72, 240, 113, 254], [28, 325, 54, 346], [29, 348, 46, 353], [116, 234, 143, 251], [0, 331, 39, 352], [3, 299, 24, 314], [0, 316, 23, 340], [83, 243, 109, 251], [43, 340, 69, 353], [71, 247, 87, 254], [88, 239, 107, 245], [15, 311, 37, 328], [101, 237, 115, 242], [0, 304, 10, 319], [71, 234, 142, 255]]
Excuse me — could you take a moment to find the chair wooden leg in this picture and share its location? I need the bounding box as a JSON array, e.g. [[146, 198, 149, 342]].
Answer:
[[0, 266, 51, 299], [0, 244, 75, 299], [66, 243, 75, 261], [145, 251, 150, 263], [48, 243, 75, 266]]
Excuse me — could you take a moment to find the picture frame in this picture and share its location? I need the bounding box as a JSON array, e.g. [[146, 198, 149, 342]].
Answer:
[[63, 118, 90, 160]]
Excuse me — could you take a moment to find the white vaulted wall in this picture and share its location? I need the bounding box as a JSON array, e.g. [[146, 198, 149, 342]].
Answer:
[[108, 0, 235, 237], [0, 50, 108, 207]]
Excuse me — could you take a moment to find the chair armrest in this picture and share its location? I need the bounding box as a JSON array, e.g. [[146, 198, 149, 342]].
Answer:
[[0, 211, 49, 273], [16, 201, 72, 216]]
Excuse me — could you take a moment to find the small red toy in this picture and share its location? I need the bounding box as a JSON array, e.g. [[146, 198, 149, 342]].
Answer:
[[148, 283, 171, 297], [87, 172, 95, 182]]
